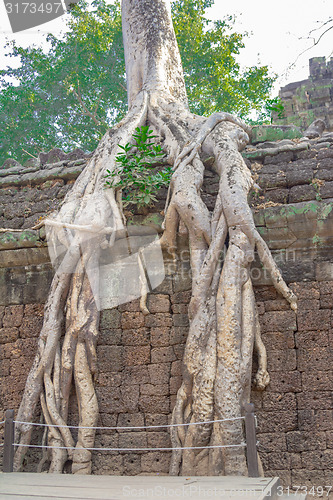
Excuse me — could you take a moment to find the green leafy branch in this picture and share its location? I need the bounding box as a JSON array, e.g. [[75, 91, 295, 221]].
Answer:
[[104, 126, 172, 208]]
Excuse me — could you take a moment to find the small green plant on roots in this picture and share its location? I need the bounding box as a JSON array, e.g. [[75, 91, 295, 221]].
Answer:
[[105, 126, 172, 207]]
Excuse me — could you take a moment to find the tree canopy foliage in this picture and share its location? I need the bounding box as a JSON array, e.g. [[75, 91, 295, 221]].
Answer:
[[0, 0, 276, 165]]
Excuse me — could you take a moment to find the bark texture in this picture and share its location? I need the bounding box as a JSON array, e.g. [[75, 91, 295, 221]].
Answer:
[[14, 0, 296, 476]]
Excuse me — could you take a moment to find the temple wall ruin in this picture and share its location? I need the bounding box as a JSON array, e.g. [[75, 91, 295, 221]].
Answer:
[[1, 132, 333, 486]]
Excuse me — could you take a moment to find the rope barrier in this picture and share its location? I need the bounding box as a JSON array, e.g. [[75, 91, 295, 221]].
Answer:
[[13, 416, 245, 431], [14, 442, 246, 452]]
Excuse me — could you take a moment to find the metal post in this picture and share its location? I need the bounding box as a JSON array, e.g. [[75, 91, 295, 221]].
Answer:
[[244, 403, 259, 477], [3, 409, 15, 472]]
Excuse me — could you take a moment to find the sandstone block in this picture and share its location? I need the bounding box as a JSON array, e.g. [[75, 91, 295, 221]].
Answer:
[[267, 349, 296, 372], [257, 432, 287, 452], [260, 310, 296, 333], [302, 371, 333, 391], [173, 344, 185, 360], [169, 327, 187, 345], [298, 346, 333, 371], [151, 347, 176, 364], [124, 346, 150, 366], [123, 366, 149, 385], [171, 360, 182, 376], [148, 363, 171, 384], [170, 291, 191, 304], [172, 314, 189, 327], [120, 385, 140, 412], [0, 327, 19, 344], [267, 371, 302, 392], [122, 328, 150, 346], [171, 304, 188, 314], [262, 392, 297, 412], [139, 395, 169, 414], [121, 312, 145, 330], [261, 331, 295, 350], [145, 313, 172, 327], [150, 327, 170, 347], [145, 414, 168, 430], [297, 309, 330, 331], [2, 305, 24, 327], [19, 315, 43, 338], [297, 391, 333, 410], [295, 330, 328, 348], [119, 432, 147, 450], [286, 431, 326, 452], [96, 346, 123, 372], [141, 452, 170, 473], [298, 409, 333, 431], [100, 308, 121, 329], [256, 410, 297, 433], [147, 295, 170, 313], [260, 451, 290, 470], [140, 384, 169, 396], [147, 432, 171, 448]]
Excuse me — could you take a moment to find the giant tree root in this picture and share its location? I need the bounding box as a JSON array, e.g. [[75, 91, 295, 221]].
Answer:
[[14, 91, 296, 475], [12, 0, 298, 477]]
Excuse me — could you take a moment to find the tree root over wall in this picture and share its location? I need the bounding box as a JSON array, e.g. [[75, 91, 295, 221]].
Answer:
[[13, 0, 297, 476]]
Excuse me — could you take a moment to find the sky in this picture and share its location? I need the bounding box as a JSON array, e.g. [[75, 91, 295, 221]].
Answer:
[[0, 0, 332, 95]]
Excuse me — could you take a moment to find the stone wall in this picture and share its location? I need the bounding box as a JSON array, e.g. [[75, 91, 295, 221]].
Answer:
[[275, 57, 333, 131], [1, 137, 333, 486]]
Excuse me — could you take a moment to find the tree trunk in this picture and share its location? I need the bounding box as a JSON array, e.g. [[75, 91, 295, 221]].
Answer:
[[14, 0, 297, 476]]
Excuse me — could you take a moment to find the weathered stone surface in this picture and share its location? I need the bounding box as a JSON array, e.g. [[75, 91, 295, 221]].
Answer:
[[262, 392, 297, 412], [0, 327, 19, 344], [258, 433, 287, 453], [297, 309, 330, 331], [286, 431, 326, 452], [302, 370, 333, 391], [141, 452, 170, 472], [148, 363, 170, 384], [97, 346, 123, 372], [260, 311, 297, 333], [121, 312, 145, 330], [122, 328, 150, 346], [139, 395, 169, 413], [147, 294, 170, 313], [298, 409, 333, 431], [124, 346, 150, 366], [256, 410, 297, 433], [267, 349, 297, 372], [100, 309, 121, 329], [251, 125, 302, 144], [2, 305, 24, 327], [267, 371, 302, 393]]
